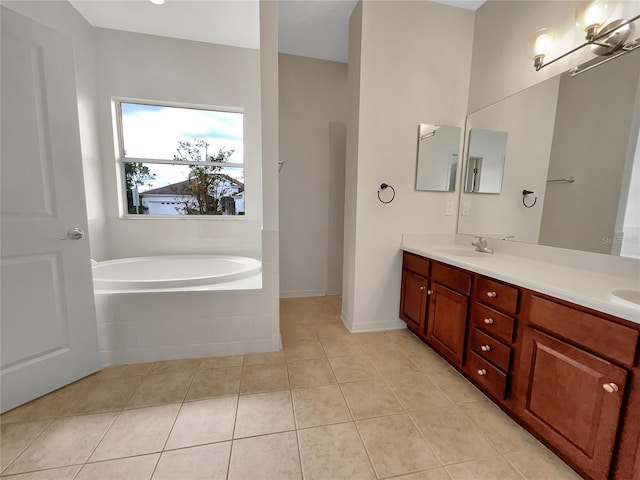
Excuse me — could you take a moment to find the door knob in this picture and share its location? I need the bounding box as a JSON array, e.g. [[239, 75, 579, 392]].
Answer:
[[61, 227, 84, 240]]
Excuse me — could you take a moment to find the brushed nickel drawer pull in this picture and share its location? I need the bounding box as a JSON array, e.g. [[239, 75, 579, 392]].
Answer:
[[483, 317, 494, 325], [603, 383, 619, 393], [486, 291, 497, 298], [477, 369, 487, 376], [480, 345, 491, 352]]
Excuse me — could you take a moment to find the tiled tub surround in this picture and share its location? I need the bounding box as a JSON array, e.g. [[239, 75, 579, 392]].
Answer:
[[95, 231, 281, 365], [402, 234, 639, 324], [1, 297, 580, 480]]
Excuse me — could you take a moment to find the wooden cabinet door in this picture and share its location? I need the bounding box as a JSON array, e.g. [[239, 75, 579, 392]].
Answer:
[[517, 329, 627, 480], [400, 270, 428, 334], [425, 283, 468, 366]]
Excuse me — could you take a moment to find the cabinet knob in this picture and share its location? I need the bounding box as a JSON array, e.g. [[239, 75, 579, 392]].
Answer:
[[480, 345, 491, 352], [602, 383, 619, 393], [486, 291, 497, 298], [483, 317, 494, 325], [419, 286, 426, 291], [427, 289, 433, 295], [477, 369, 487, 376]]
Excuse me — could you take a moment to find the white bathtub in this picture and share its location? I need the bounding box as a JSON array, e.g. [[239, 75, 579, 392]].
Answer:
[[93, 255, 262, 292], [92, 254, 278, 366]]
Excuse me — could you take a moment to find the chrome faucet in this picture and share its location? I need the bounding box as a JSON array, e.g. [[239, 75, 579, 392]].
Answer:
[[472, 236, 494, 254]]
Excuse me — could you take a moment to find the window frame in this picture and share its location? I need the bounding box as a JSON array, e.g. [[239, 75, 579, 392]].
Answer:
[[113, 98, 246, 219]]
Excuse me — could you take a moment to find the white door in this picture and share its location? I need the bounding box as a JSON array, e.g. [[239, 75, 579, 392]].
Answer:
[[1, 7, 100, 413]]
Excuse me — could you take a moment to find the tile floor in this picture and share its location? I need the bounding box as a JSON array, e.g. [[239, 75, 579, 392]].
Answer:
[[1, 296, 582, 479]]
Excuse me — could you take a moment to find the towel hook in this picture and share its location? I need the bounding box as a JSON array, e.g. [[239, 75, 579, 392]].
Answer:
[[378, 183, 395, 204], [522, 189, 537, 208]]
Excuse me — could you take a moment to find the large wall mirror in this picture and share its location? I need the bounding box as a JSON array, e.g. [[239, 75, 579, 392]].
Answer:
[[415, 123, 461, 192], [458, 49, 640, 258]]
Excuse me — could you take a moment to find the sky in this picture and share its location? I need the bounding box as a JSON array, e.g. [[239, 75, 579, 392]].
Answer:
[[120, 103, 244, 191]]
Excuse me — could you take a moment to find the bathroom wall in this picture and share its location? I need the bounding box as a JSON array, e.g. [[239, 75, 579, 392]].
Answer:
[[279, 54, 348, 297], [343, 1, 475, 331], [93, 28, 264, 261], [2, 1, 108, 259]]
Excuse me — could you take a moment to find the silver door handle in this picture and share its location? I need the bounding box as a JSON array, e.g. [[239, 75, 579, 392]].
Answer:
[[60, 228, 84, 240]]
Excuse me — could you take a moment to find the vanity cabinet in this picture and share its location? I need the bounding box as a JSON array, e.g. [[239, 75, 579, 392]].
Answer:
[[399, 252, 430, 335], [398, 250, 640, 480], [515, 294, 639, 480], [425, 263, 471, 366]]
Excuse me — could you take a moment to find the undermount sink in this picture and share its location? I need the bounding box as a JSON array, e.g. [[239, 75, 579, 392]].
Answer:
[[435, 248, 492, 258], [611, 289, 640, 306]]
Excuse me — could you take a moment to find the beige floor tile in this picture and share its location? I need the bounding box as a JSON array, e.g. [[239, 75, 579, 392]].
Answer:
[[368, 350, 421, 377], [125, 372, 193, 409], [328, 354, 379, 383], [0, 420, 52, 472], [314, 322, 351, 339], [284, 339, 325, 362], [411, 407, 497, 465], [445, 456, 525, 479], [199, 354, 244, 369], [91, 362, 154, 380], [387, 372, 451, 411], [234, 390, 295, 438], [406, 346, 454, 374], [1, 386, 74, 424], [339, 379, 403, 419], [319, 336, 363, 356], [393, 468, 452, 480], [150, 358, 200, 375], [354, 332, 403, 355], [186, 366, 242, 400], [165, 396, 237, 449], [280, 313, 314, 330], [459, 401, 540, 454], [427, 370, 486, 404], [89, 404, 180, 462], [0, 465, 82, 480], [385, 328, 418, 344], [3, 413, 117, 475], [325, 295, 342, 313], [288, 358, 336, 388], [76, 454, 159, 480], [281, 325, 318, 345], [243, 351, 285, 366], [240, 364, 289, 394], [62, 376, 145, 415], [504, 443, 582, 480], [291, 384, 351, 428], [297, 422, 375, 480], [153, 442, 231, 480], [356, 413, 440, 478], [228, 431, 301, 480]]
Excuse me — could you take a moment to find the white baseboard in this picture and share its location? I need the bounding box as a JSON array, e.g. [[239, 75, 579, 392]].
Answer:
[[280, 289, 326, 299], [348, 318, 405, 333]]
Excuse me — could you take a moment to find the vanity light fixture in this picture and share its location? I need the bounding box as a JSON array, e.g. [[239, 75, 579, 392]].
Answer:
[[530, 1, 640, 72]]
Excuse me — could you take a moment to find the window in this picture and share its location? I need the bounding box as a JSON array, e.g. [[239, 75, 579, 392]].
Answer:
[[115, 101, 245, 217]]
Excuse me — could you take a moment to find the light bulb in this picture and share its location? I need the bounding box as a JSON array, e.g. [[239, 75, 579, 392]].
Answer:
[[576, 1, 612, 40], [149, 0, 165, 4], [526, 29, 555, 70]]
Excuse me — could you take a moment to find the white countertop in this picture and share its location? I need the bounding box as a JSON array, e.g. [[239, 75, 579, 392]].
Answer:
[[401, 235, 640, 325]]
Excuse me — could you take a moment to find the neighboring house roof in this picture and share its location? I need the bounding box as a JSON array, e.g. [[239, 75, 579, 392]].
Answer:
[[142, 175, 244, 196]]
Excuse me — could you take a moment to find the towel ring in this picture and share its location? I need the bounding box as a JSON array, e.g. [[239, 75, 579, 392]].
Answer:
[[522, 189, 537, 208], [378, 183, 395, 204]]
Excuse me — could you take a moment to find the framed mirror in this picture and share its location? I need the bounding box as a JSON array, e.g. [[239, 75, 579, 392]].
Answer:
[[463, 128, 508, 194], [415, 123, 461, 192], [457, 49, 640, 258]]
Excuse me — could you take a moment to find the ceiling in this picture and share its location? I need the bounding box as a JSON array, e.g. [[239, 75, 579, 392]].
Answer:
[[69, 0, 485, 63]]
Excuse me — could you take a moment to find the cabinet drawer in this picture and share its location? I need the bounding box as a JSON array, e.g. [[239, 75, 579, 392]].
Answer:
[[403, 252, 430, 277], [468, 351, 508, 399], [471, 302, 516, 344], [431, 262, 471, 295], [529, 295, 638, 367], [475, 277, 519, 314], [470, 328, 511, 372]]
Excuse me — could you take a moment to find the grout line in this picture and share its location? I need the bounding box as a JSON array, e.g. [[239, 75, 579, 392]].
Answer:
[[0, 417, 55, 476]]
